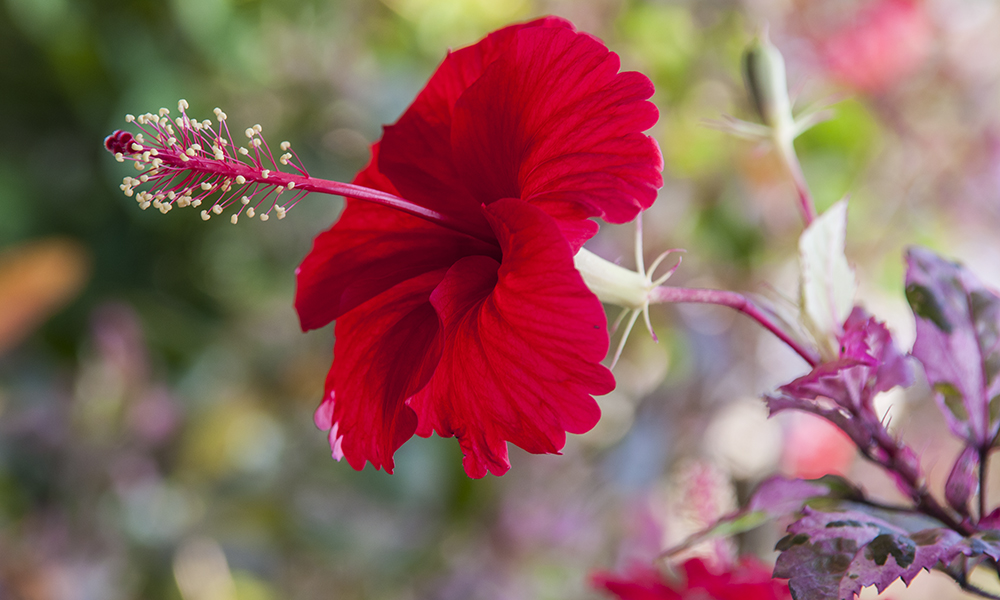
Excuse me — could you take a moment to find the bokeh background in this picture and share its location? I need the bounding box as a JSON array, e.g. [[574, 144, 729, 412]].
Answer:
[[3, 0, 1000, 598]]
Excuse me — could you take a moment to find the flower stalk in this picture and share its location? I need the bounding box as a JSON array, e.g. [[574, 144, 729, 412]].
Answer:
[[574, 245, 821, 367]]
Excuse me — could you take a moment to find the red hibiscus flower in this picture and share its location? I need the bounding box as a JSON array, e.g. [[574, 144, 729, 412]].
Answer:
[[295, 17, 663, 477], [592, 558, 792, 600]]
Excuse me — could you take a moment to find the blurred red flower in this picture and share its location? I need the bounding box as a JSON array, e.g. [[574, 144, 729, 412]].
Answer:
[[593, 558, 792, 600], [296, 17, 662, 478]]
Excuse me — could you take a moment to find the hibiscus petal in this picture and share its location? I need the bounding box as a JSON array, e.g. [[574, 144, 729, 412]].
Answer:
[[295, 144, 498, 330], [379, 18, 574, 229], [411, 198, 614, 478], [450, 25, 662, 247], [317, 269, 447, 473]]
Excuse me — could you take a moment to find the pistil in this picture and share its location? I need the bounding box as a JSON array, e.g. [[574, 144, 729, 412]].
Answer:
[[106, 100, 494, 242]]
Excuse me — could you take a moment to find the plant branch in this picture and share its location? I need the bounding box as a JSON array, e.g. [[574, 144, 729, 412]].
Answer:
[[864, 425, 971, 535], [982, 447, 990, 523], [944, 562, 1000, 600]]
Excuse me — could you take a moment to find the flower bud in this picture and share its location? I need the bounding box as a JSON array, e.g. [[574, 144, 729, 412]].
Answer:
[[741, 30, 793, 132], [945, 446, 979, 517]]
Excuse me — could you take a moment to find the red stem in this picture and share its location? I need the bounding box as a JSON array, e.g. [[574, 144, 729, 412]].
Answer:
[[648, 285, 820, 367]]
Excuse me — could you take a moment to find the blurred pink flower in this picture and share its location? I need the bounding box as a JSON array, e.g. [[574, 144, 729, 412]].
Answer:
[[819, 0, 932, 93], [781, 412, 856, 479]]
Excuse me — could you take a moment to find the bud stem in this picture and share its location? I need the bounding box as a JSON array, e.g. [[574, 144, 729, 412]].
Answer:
[[776, 138, 818, 226]]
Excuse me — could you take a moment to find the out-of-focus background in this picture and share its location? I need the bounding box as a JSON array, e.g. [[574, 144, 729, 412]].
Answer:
[[2, 0, 1000, 598]]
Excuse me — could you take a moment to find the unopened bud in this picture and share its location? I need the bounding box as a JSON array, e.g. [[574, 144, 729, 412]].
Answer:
[[741, 30, 793, 131], [945, 446, 979, 517]]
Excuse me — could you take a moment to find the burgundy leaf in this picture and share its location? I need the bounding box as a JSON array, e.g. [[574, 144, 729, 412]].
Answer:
[[905, 247, 1000, 449], [775, 505, 985, 600]]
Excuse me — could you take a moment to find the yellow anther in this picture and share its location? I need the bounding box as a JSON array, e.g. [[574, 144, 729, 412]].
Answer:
[[201, 210, 210, 221], [178, 99, 189, 111], [125, 114, 135, 122], [261, 169, 270, 179], [236, 176, 246, 185], [159, 107, 170, 117], [287, 182, 295, 190], [259, 213, 269, 222], [247, 207, 255, 218], [280, 141, 291, 151], [231, 215, 239, 224], [211, 205, 223, 215]]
